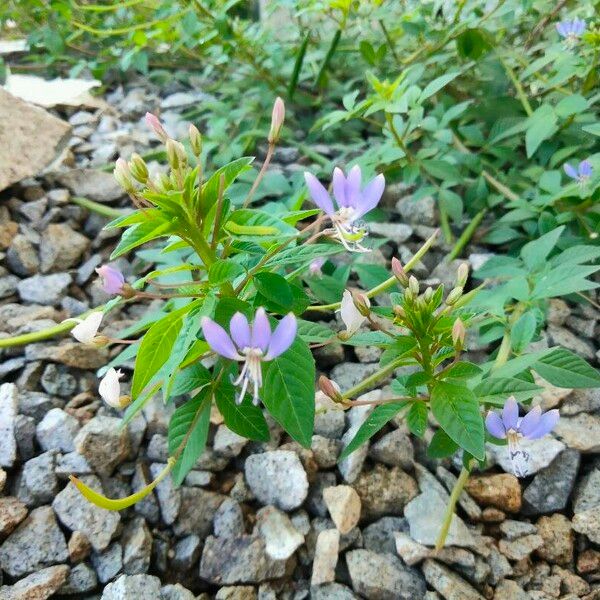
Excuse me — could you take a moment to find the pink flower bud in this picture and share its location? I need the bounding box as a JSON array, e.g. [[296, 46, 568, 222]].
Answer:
[[318, 376, 343, 403], [145, 112, 168, 141], [268, 97, 285, 144], [95, 265, 125, 295], [452, 318, 466, 348], [391, 257, 409, 287]]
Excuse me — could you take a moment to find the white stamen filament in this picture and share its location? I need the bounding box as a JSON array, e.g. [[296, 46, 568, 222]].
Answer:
[[233, 348, 265, 405], [330, 208, 370, 253], [507, 430, 531, 478]]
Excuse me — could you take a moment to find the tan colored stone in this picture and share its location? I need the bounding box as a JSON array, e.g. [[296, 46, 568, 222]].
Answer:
[[323, 485, 361, 534], [577, 549, 600, 575], [0, 467, 6, 492], [311, 528, 339, 586], [0, 221, 18, 250], [465, 474, 521, 513], [0, 88, 71, 191], [1, 565, 70, 600], [68, 530, 92, 563], [0, 497, 28, 536], [535, 513, 573, 565]]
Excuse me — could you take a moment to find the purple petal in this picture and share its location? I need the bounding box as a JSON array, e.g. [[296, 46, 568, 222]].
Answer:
[[486, 411, 507, 439], [354, 173, 385, 219], [304, 172, 334, 216], [96, 265, 125, 295], [251, 307, 271, 352], [201, 317, 240, 360], [579, 160, 593, 177], [266, 313, 297, 359], [229, 312, 251, 350], [527, 409, 560, 439], [573, 19, 586, 35], [332, 167, 348, 208], [564, 163, 578, 179], [518, 405, 542, 437], [346, 165, 362, 209], [556, 22, 567, 37], [502, 396, 519, 431]]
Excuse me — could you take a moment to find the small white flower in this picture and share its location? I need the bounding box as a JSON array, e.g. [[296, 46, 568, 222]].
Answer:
[[339, 290, 367, 336], [99, 367, 129, 409], [68, 312, 104, 344]]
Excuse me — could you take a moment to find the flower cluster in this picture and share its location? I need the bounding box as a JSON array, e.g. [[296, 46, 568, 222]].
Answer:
[[201, 308, 297, 404], [304, 166, 385, 252], [564, 159, 593, 184], [485, 396, 559, 477], [556, 19, 586, 45]]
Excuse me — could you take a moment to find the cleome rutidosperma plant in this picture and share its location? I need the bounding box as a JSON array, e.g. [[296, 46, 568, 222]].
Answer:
[[60, 99, 600, 549]]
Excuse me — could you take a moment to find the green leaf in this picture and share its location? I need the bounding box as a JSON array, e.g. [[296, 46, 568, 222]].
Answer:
[[168, 389, 212, 486], [525, 105, 558, 158], [110, 220, 173, 259], [555, 94, 589, 118], [201, 157, 254, 214], [254, 272, 293, 308], [171, 363, 212, 396], [532, 264, 599, 299], [296, 319, 333, 344], [456, 28, 490, 60], [209, 259, 245, 286], [214, 378, 270, 442], [263, 244, 342, 269], [131, 308, 186, 398], [511, 311, 537, 353], [520, 226, 564, 271], [419, 72, 461, 103], [427, 429, 459, 458], [430, 381, 485, 460], [533, 348, 600, 388], [339, 401, 408, 460], [306, 273, 347, 304], [406, 401, 428, 438], [225, 209, 297, 240], [473, 377, 543, 406], [583, 123, 600, 136], [262, 338, 315, 447], [444, 361, 482, 380], [380, 336, 417, 367]]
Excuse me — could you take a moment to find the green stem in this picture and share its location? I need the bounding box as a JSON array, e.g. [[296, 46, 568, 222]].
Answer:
[[305, 228, 439, 312], [316, 29, 342, 88], [342, 357, 407, 399], [448, 209, 487, 261], [500, 57, 533, 117], [379, 20, 400, 64], [71, 196, 125, 218]]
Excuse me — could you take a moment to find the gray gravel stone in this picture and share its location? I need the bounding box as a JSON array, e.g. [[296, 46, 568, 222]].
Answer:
[[346, 549, 426, 600], [245, 450, 308, 511], [54, 168, 124, 203], [368, 428, 414, 468], [0, 382, 18, 468], [573, 467, 600, 514], [311, 583, 358, 599], [0, 505, 68, 577], [396, 194, 436, 226], [150, 462, 181, 525], [36, 407, 80, 453], [59, 562, 98, 595], [362, 516, 409, 554], [173, 487, 225, 537], [160, 583, 197, 600], [522, 448, 580, 515], [171, 535, 202, 572], [6, 234, 39, 276], [91, 541, 123, 584], [40, 363, 77, 397], [554, 413, 600, 453], [101, 574, 162, 599], [17, 450, 59, 506], [53, 476, 120, 552], [122, 516, 152, 574], [421, 559, 485, 600], [17, 273, 72, 305], [39, 222, 89, 272], [199, 535, 291, 584], [256, 505, 304, 560], [214, 497, 246, 539], [0, 565, 70, 600]]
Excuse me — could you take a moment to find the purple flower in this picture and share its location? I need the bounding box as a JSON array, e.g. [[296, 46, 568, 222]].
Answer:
[[564, 159, 593, 184], [486, 396, 559, 477], [201, 308, 297, 405], [556, 19, 586, 41], [309, 257, 325, 277], [304, 166, 385, 252], [95, 265, 125, 295]]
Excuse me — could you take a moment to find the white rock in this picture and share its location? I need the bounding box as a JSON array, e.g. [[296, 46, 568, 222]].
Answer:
[[0, 383, 18, 468], [311, 528, 340, 586], [490, 436, 565, 475], [323, 485, 361, 534], [256, 505, 304, 560]]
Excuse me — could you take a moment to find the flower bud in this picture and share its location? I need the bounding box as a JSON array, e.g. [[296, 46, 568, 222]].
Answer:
[[318, 375, 343, 403], [113, 158, 135, 193], [404, 287, 415, 303], [145, 112, 168, 142], [408, 275, 419, 296], [352, 291, 371, 317], [120, 283, 137, 300], [166, 139, 187, 170], [452, 318, 466, 349], [129, 153, 148, 184], [457, 262, 469, 288], [423, 287, 433, 302], [91, 335, 111, 348], [393, 305, 405, 318], [268, 97, 285, 144], [189, 124, 202, 156], [446, 286, 463, 306], [391, 257, 409, 287]]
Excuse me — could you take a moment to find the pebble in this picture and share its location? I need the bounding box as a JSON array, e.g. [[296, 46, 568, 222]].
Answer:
[[172, 487, 225, 537], [362, 516, 409, 554], [40, 363, 77, 397], [26, 340, 108, 369], [68, 530, 92, 563], [554, 413, 600, 452], [489, 436, 565, 475], [338, 402, 374, 483], [311, 435, 342, 468], [547, 325, 595, 359], [199, 535, 290, 584], [150, 462, 181, 525], [36, 407, 80, 452], [213, 424, 248, 457], [562, 387, 600, 415], [0, 382, 18, 468], [421, 559, 485, 600], [311, 529, 339, 586], [59, 562, 97, 594], [493, 579, 530, 600], [573, 467, 600, 513], [6, 234, 39, 276], [368, 428, 414, 468], [572, 507, 600, 543], [396, 194, 436, 226], [91, 541, 123, 584], [17, 272, 72, 305], [54, 168, 123, 203], [353, 464, 418, 519], [535, 513, 573, 565], [323, 485, 362, 534], [101, 574, 162, 599], [17, 450, 59, 506], [244, 450, 308, 511], [161, 584, 197, 600], [346, 549, 426, 600], [171, 535, 201, 571], [121, 516, 152, 574], [39, 222, 89, 272], [394, 532, 431, 566], [53, 476, 121, 552], [74, 415, 130, 476], [311, 583, 358, 600], [213, 497, 246, 539], [0, 496, 28, 536], [465, 474, 521, 513], [522, 448, 580, 515], [369, 222, 414, 242], [256, 505, 304, 560], [0, 505, 68, 578], [498, 533, 544, 560], [0, 565, 70, 600]]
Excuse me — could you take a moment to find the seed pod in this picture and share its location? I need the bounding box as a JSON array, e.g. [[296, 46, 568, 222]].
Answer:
[[446, 286, 463, 306]]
